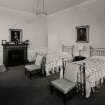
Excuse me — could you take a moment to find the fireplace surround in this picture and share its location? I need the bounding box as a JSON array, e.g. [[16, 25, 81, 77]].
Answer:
[[2, 43, 28, 66]]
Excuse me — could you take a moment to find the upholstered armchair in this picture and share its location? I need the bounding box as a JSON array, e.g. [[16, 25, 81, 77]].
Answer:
[[50, 63, 79, 105], [25, 53, 46, 79]]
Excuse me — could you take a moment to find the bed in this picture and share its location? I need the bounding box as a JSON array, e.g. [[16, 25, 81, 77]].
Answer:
[[45, 46, 73, 76], [45, 51, 62, 76], [62, 45, 105, 98]]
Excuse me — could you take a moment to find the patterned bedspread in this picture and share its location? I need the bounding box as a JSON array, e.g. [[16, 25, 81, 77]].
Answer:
[[45, 51, 73, 76], [74, 56, 105, 98]]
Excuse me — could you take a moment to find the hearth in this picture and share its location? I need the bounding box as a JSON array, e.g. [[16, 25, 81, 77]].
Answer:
[[8, 49, 24, 65], [2, 43, 28, 66]]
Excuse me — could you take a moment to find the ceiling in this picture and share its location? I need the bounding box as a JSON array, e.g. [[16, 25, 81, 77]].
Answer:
[[0, 0, 89, 15]]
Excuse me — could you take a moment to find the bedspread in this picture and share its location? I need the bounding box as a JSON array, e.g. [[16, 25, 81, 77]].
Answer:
[[45, 51, 72, 76], [72, 56, 105, 98]]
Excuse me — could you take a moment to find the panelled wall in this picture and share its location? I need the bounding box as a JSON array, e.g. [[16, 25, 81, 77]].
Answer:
[[47, 0, 105, 52]]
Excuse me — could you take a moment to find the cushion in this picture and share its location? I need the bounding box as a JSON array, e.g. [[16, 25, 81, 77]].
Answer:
[[60, 51, 72, 60], [35, 55, 43, 67], [25, 65, 40, 71], [64, 63, 79, 83], [51, 79, 76, 94]]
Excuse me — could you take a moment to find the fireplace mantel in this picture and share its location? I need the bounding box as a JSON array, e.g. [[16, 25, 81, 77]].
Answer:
[[2, 43, 28, 66]]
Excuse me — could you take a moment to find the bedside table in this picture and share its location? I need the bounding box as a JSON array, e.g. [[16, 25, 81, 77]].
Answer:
[[73, 56, 86, 62]]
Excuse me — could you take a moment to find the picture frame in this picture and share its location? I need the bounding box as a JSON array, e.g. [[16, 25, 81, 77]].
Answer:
[[9, 29, 22, 42], [76, 25, 89, 43]]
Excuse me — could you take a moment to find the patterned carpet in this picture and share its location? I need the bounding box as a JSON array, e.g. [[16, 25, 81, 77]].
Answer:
[[0, 65, 105, 105]]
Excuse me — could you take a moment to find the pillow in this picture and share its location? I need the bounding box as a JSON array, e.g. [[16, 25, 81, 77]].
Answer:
[[60, 51, 72, 58], [35, 55, 43, 67], [64, 63, 79, 83]]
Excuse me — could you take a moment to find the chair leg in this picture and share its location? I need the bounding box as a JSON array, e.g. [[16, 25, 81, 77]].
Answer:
[[24, 69, 26, 77], [29, 72, 32, 79], [63, 95, 66, 105], [26, 71, 32, 79], [50, 85, 53, 94], [24, 69, 28, 79]]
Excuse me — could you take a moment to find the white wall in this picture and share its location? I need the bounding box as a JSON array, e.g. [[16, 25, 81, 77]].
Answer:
[[0, 7, 48, 50], [48, 0, 105, 52]]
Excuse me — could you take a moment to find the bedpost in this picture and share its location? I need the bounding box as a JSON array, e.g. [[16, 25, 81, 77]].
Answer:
[[72, 45, 74, 57], [62, 58, 65, 77], [90, 46, 93, 56], [83, 63, 86, 97]]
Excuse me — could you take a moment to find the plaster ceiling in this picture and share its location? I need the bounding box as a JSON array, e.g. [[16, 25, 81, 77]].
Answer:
[[0, 0, 89, 15]]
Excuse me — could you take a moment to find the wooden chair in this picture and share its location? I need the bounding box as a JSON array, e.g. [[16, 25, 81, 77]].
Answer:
[[25, 53, 46, 79], [50, 63, 79, 105]]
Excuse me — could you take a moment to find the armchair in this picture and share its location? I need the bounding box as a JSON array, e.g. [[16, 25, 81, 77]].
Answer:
[[50, 63, 79, 105], [25, 53, 46, 79]]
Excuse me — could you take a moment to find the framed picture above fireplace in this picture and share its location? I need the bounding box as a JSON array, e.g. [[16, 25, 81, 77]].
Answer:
[[9, 29, 22, 42]]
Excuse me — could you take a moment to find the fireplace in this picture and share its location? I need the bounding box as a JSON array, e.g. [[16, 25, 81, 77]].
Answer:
[[2, 44, 28, 66], [8, 49, 24, 65]]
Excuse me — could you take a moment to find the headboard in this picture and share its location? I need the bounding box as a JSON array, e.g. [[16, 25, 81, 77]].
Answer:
[[90, 47, 105, 56], [62, 44, 73, 57], [62, 45, 105, 57]]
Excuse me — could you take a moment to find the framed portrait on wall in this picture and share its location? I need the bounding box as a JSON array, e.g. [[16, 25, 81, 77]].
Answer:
[[9, 29, 22, 42], [76, 25, 89, 43]]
